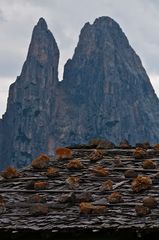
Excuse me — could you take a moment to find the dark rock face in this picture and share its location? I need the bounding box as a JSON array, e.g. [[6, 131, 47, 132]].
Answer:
[[1, 16, 159, 168], [0, 18, 59, 168], [59, 17, 159, 146]]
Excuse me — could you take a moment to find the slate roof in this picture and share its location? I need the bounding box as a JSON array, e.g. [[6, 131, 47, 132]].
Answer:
[[0, 144, 159, 235]]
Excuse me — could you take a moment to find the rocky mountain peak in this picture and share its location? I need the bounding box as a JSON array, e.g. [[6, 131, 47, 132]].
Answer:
[[36, 17, 48, 30], [26, 18, 59, 68], [1, 17, 159, 169]]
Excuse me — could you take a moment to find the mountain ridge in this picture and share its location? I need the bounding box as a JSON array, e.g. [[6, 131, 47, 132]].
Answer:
[[0, 16, 159, 169]]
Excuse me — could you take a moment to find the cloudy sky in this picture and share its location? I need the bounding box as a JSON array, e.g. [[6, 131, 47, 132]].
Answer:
[[0, 0, 159, 117]]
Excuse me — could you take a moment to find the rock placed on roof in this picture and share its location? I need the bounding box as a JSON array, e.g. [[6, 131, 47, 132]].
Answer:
[[55, 147, 73, 160], [59, 192, 76, 204], [76, 192, 93, 202], [96, 140, 115, 149], [31, 154, 50, 169], [92, 166, 109, 177], [124, 169, 138, 178], [113, 155, 123, 167], [154, 144, 159, 151], [28, 194, 47, 203], [1, 166, 20, 179], [66, 176, 80, 189], [34, 181, 49, 190], [131, 176, 152, 193], [136, 142, 151, 150], [100, 180, 113, 192], [79, 202, 107, 214], [134, 147, 148, 159], [143, 196, 157, 209], [88, 150, 103, 161], [135, 205, 150, 217], [29, 203, 49, 216], [107, 192, 124, 203], [66, 159, 84, 169], [143, 160, 156, 169], [46, 167, 59, 177]]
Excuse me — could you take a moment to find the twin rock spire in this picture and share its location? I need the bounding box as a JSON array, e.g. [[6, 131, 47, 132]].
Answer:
[[0, 17, 159, 168]]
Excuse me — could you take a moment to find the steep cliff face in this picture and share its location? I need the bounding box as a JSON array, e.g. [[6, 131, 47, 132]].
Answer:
[[1, 16, 159, 168], [57, 17, 159, 146], [0, 18, 59, 168]]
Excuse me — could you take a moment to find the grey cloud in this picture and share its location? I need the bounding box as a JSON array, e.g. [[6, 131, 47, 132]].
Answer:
[[0, 9, 5, 22]]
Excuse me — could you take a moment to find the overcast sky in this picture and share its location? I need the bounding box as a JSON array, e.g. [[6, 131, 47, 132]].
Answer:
[[0, 0, 159, 117]]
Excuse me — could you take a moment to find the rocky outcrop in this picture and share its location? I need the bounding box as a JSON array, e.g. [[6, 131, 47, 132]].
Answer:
[[0, 18, 59, 168], [1, 16, 159, 168], [55, 17, 159, 146]]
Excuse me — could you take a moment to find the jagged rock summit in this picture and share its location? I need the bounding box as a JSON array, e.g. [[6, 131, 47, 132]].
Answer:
[[1, 16, 159, 168]]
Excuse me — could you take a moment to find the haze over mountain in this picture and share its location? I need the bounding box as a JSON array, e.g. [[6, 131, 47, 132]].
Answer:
[[0, 16, 159, 169]]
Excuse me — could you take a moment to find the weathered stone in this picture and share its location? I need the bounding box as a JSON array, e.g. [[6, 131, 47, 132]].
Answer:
[[76, 192, 93, 202], [29, 203, 49, 216], [34, 181, 49, 190], [134, 148, 148, 159], [59, 192, 76, 203], [1, 166, 20, 179], [28, 194, 47, 203], [131, 176, 152, 193], [135, 205, 150, 217], [89, 150, 103, 161], [107, 192, 123, 203], [142, 160, 156, 169], [143, 197, 157, 209], [100, 180, 113, 192], [46, 167, 59, 177], [31, 154, 50, 170], [124, 169, 138, 178]]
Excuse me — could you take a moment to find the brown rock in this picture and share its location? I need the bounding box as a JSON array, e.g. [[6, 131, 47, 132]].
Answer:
[[135, 205, 150, 217], [107, 192, 123, 203], [143, 160, 156, 169], [28, 194, 47, 203], [134, 147, 148, 159], [29, 204, 49, 216], [113, 155, 123, 167], [1, 166, 20, 179], [31, 154, 50, 169], [76, 192, 93, 202], [100, 180, 113, 191], [66, 159, 84, 169], [143, 197, 157, 209], [34, 181, 49, 190], [136, 142, 151, 149], [59, 192, 76, 203], [124, 169, 138, 178], [92, 166, 109, 177], [96, 140, 115, 149], [79, 202, 93, 214], [79, 202, 107, 214], [46, 167, 59, 177], [131, 176, 152, 193], [154, 144, 159, 151], [66, 176, 80, 189], [26, 181, 35, 190], [55, 147, 73, 160], [89, 150, 103, 161]]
